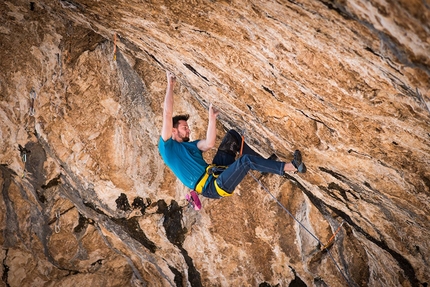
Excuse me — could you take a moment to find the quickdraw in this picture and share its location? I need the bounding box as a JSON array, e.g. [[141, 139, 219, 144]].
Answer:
[[113, 33, 117, 61], [29, 88, 37, 116], [54, 209, 61, 233], [321, 220, 345, 250], [18, 144, 29, 178]]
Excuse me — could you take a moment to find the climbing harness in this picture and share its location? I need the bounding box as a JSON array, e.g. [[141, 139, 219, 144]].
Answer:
[[29, 88, 37, 116], [248, 171, 352, 287], [194, 164, 232, 197], [194, 164, 216, 193], [54, 209, 61, 233]]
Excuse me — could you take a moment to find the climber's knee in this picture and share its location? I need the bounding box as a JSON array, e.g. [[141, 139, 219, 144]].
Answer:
[[218, 129, 242, 155]]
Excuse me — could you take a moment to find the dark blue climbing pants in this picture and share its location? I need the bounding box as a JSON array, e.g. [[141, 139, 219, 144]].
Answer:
[[202, 130, 285, 199]]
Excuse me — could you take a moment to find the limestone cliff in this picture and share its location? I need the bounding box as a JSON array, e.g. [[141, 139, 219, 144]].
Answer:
[[1, 0, 429, 286]]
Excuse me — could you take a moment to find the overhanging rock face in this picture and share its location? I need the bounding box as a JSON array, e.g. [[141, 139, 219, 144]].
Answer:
[[1, 0, 429, 286]]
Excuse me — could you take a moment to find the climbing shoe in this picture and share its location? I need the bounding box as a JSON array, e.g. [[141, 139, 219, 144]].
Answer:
[[291, 150, 306, 173]]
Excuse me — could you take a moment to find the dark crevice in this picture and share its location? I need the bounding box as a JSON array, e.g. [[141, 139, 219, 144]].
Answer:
[[73, 213, 94, 234], [145, 51, 165, 69], [191, 29, 211, 36], [328, 206, 419, 287], [118, 35, 140, 52], [41, 174, 61, 190], [296, 109, 336, 134], [82, 200, 109, 217], [289, 266, 308, 287], [157, 200, 186, 246], [3, 159, 69, 272], [115, 193, 132, 212], [2, 249, 10, 287], [317, 0, 353, 20], [157, 200, 202, 287], [91, 259, 103, 266], [364, 46, 379, 57], [88, 259, 103, 273], [169, 265, 183, 287], [181, 247, 202, 287], [262, 85, 281, 101], [112, 217, 157, 253], [183, 63, 209, 82], [319, 185, 342, 202], [313, 277, 329, 286], [283, 173, 420, 287], [327, 182, 358, 200], [64, 270, 81, 276], [262, 86, 274, 96], [132, 197, 151, 215], [264, 12, 276, 20], [319, 167, 348, 182], [0, 165, 21, 248], [24, 141, 47, 190]]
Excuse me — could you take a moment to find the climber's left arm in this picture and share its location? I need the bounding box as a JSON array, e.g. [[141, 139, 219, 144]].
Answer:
[[197, 104, 219, 152]]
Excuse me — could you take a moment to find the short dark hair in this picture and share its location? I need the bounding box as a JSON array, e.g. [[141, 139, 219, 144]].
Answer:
[[172, 114, 189, 128]]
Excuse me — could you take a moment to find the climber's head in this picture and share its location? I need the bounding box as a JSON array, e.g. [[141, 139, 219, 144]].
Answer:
[[172, 114, 190, 142]]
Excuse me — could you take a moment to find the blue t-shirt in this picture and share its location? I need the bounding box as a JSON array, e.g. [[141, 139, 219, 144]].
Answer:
[[158, 137, 208, 189]]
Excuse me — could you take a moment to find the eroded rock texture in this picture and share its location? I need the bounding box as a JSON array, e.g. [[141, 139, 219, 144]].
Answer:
[[1, 0, 429, 286]]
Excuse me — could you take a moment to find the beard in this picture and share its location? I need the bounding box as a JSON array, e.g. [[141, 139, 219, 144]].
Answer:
[[178, 131, 190, 142]]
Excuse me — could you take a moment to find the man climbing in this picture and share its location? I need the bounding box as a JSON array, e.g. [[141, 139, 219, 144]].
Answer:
[[158, 71, 306, 199]]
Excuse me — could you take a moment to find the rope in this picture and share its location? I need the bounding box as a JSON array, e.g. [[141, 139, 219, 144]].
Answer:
[[248, 171, 353, 287]]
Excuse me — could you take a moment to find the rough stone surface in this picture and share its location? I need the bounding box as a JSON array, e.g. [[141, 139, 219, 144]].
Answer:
[[1, 0, 429, 286]]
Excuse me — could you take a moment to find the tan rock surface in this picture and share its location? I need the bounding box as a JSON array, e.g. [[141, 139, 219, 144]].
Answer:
[[1, 0, 429, 286]]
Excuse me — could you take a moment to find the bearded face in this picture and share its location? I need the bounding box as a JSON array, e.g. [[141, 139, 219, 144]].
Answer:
[[173, 120, 190, 142]]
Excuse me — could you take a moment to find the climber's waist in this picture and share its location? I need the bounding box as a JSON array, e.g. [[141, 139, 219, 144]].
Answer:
[[194, 165, 232, 197], [194, 165, 216, 194]]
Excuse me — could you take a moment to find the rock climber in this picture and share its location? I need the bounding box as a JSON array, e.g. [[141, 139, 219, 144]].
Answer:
[[158, 71, 306, 199]]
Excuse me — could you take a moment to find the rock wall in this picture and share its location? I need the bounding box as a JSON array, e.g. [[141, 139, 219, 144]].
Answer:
[[1, 0, 429, 286]]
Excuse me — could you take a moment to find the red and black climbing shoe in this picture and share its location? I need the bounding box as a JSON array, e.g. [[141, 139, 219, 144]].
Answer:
[[292, 150, 306, 173]]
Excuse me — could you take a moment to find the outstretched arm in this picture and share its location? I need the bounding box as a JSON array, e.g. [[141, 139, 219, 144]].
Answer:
[[197, 103, 219, 151], [161, 71, 176, 141]]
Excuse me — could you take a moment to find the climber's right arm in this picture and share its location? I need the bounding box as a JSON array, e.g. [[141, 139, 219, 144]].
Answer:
[[161, 71, 176, 141]]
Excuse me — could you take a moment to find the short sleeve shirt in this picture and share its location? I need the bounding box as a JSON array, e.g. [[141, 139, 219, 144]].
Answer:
[[158, 137, 208, 189]]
